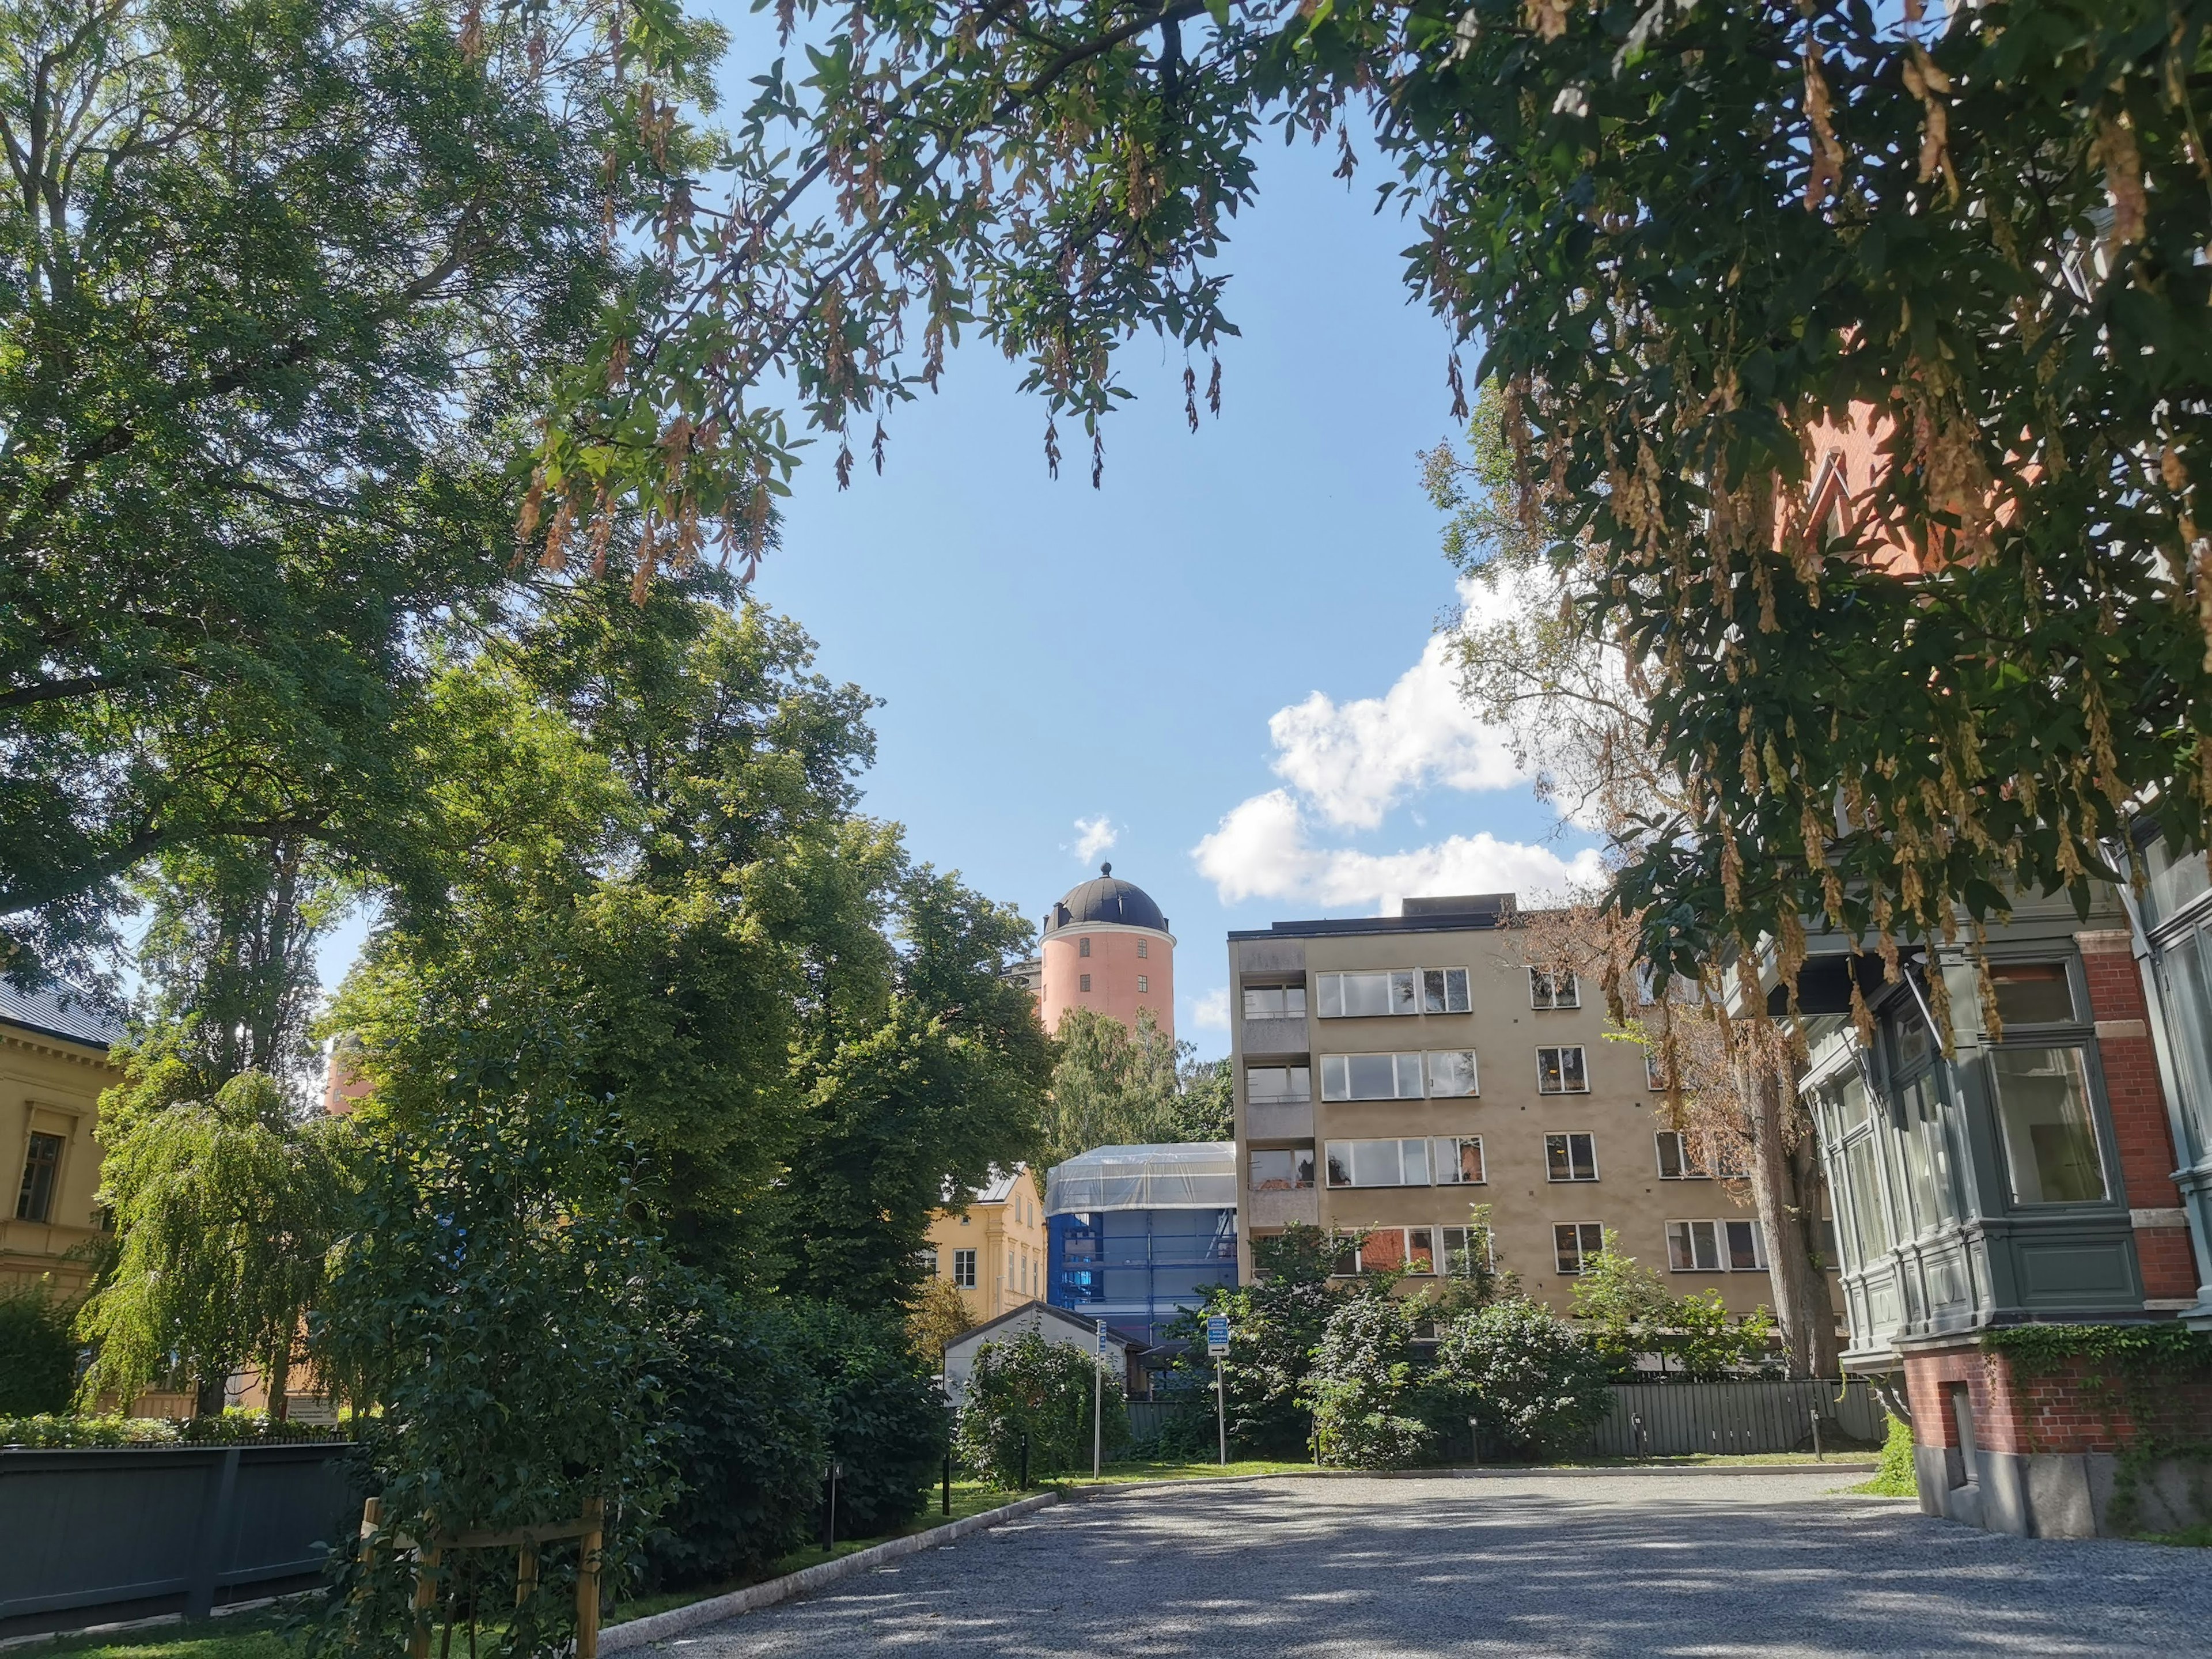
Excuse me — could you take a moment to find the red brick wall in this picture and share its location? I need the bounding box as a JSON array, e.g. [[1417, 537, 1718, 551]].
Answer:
[[1905, 1341, 2212, 1456], [2077, 930, 2195, 1300]]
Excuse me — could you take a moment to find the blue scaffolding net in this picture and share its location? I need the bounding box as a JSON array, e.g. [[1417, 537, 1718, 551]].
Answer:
[[1043, 1142, 1238, 1351]]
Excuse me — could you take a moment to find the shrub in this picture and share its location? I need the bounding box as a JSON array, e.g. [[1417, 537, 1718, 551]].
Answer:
[[0, 1414, 178, 1447], [1157, 1224, 1340, 1459], [0, 1285, 78, 1414], [775, 1300, 949, 1537], [1305, 1293, 1436, 1469], [643, 1287, 828, 1591], [954, 1331, 1127, 1486], [1433, 1298, 1612, 1457], [176, 1408, 347, 1444], [1857, 1414, 1919, 1497]]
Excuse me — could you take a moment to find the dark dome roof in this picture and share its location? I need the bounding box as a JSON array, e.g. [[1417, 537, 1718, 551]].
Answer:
[[1050, 863, 1168, 933]]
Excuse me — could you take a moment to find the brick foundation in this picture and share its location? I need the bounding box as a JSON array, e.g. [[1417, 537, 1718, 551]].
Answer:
[[1906, 1342, 2212, 1457]]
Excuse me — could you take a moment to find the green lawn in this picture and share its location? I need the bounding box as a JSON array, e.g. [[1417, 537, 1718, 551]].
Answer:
[[14, 1608, 292, 1659]]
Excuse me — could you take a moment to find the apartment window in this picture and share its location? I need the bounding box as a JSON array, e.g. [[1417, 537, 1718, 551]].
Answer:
[[1990, 961, 2075, 1027], [1530, 968, 1580, 1010], [1079, 936, 1092, 958], [1666, 1219, 1765, 1271], [1667, 1220, 1722, 1272], [1433, 1136, 1486, 1185], [1425, 1050, 1479, 1097], [1137, 975, 1149, 993], [1441, 1225, 1493, 1277], [1243, 984, 1308, 1018], [1247, 1065, 1312, 1104], [1316, 970, 1418, 1018], [1537, 1046, 1589, 1093], [1422, 968, 1471, 1014], [1654, 1131, 1710, 1180], [1080, 973, 1092, 992], [1249, 1148, 1316, 1191], [1988, 1045, 2108, 1205], [1553, 1222, 1605, 1275], [1545, 1132, 1598, 1182], [1137, 939, 1149, 959], [918, 1247, 940, 1276], [14, 1131, 62, 1224], [1726, 1219, 1765, 1270], [952, 1249, 978, 1289], [1325, 1138, 1432, 1188], [1331, 1227, 1435, 1274], [1320, 1052, 1425, 1101], [1405, 1226, 1437, 1274]]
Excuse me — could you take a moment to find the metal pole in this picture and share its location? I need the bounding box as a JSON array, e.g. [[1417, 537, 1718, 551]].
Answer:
[[1216, 1358, 1227, 1466], [1812, 1407, 1824, 1461], [1093, 1344, 1104, 1479], [942, 1453, 952, 1516]]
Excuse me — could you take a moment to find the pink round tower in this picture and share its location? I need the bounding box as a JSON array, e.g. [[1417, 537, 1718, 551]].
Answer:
[[1038, 863, 1175, 1037]]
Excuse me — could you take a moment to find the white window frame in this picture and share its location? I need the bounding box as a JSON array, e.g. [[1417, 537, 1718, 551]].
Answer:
[[952, 1248, 978, 1289], [1319, 1052, 1426, 1101], [1654, 1130, 1711, 1180], [1316, 970, 1420, 1018], [1725, 1218, 1767, 1271], [1544, 1131, 1599, 1183], [1137, 975, 1149, 993], [1330, 1226, 1438, 1275], [1079, 935, 1091, 957], [1421, 967, 1472, 1014], [1553, 1221, 1605, 1275], [1440, 1225, 1494, 1277], [1433, 1135, 1487, 1185], [1424, 1049, 1479, 1097], [1248, 1147, 1316, 1192], [1665, 1218, 1767, 1271], [1529, 967, 1581, 1010], [1537, 1045, 1590, 1094], [1324, 1138, 1434, 1188], [1137, 938, 1149, 960]]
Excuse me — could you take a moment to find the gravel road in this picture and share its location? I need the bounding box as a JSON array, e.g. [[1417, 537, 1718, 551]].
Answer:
[[671, 1469, 2212, 1658]]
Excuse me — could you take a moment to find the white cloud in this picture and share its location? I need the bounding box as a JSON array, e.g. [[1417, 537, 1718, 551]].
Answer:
[[1188, 987, 1231, 1031], [1070, 815, 1118, 864], [1267, 630, 1520, 831], [1192, 790, 1602, 912]]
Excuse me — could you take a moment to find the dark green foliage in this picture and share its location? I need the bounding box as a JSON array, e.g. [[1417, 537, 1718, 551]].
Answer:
[[1305, 1295, 1435, 1469], [303, 1043, 677, 1659], [773, 1301, 949, 1537], [1160, 1224, 1339, 1459], [1982, 1323, 2212, 1380], [644, 1286, 829, 1592], [953, 1331, 1128, 1486], [1431, 1299, 1613, 1459], [0, 1285, 77, 1414]]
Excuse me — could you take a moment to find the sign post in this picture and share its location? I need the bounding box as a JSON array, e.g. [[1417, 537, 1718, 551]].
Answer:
[[1093, 1319, 1108, 1479], [1206, 1315, 1231, 1467]]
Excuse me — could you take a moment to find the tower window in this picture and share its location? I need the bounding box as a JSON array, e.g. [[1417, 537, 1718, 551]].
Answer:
[[1080, 974, 1092, 992], [1079, 937, 1092, 958], [1137, 940, 1149, 959], [1137, 975, 1149, 993]]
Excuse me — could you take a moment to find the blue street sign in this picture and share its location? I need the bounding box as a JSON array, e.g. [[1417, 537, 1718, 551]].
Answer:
[[1206, 1315, 1230, 1357], [1096, 1318, 1109, 1355]]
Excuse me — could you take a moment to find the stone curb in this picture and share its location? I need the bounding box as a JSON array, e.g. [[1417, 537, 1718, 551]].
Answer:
[[1443, 1461, 1878, 1479], [598, 1493, 1058, 1652]]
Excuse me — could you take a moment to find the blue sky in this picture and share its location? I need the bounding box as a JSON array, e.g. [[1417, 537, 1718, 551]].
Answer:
[[317, 17, 1602, 1058]]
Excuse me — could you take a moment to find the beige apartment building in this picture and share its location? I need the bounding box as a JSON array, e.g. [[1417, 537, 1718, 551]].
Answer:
[[1231, 893, 1802, 1319], [2, 985, 123, 1295]]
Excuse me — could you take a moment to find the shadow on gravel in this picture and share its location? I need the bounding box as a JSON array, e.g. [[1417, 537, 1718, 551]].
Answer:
[[681, 1474, 2209, 1658]]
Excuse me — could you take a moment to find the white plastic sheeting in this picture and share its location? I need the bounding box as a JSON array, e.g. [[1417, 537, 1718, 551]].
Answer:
[[1043, 1142, 1237, 1215]]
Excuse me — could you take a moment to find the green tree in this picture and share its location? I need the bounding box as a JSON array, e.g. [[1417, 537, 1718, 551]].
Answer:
[[1569, 1234, 1680, 1382], [1433, 1298, 1613, 1459], [952, 1330, 1128, 1486], [0, 0, 724, 986], [1162, 1224, 1342, 1458], [0, 1281, 78, 1414], [1305, 1293, 1436, 1469], [1041, 1007, 1185, 1168], [1171, 1056, 1234, 1143], [77, 1073, 344, 1416]]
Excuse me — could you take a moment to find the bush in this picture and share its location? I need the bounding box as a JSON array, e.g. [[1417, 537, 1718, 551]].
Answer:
[[0, 1413, 179, 1447], [0, 1285, 78, 1414], [1858, 1414, 1919, 1497], [1433, 1297, 1612, 1457], [954, 1331, 1127, 1486], [1156, 1225, 1341, 1459], [176, 1408, 347, 1444], [775, 1300, 948, 1537], [1305, 1294, 1436, 1469], [643, 1287, 828, 1591]]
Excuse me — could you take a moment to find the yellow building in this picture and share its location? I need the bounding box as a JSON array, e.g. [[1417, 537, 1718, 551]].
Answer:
[[1, 986, 124, 1294], [923, 1165, 1047, 1322]]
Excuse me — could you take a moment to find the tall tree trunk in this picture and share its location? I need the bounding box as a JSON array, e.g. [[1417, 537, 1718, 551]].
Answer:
[[194, 1372, 228, 1419], [1742, 1057, 1839, 1377], [267, 1344, 291, 1422]]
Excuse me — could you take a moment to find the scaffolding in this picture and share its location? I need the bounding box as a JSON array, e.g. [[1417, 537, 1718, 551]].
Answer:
[[1044, 1142, 1238, 1353]]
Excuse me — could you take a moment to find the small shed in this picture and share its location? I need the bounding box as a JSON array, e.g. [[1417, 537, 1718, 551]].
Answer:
[[940, 1300, 1146, 1408]]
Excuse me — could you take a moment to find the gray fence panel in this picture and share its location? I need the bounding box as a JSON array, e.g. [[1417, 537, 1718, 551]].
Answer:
[[1589, 1380, 1885, 1459], [1126, 1400, 1172, 1441], [0, 1444, 356, 1630]]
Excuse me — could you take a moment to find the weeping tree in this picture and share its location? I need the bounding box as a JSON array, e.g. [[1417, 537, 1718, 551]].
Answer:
[[77, 1073, 346, 1416]]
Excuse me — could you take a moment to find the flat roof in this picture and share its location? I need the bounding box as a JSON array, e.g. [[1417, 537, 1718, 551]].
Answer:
[[1229, 893, 1519, 940]]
